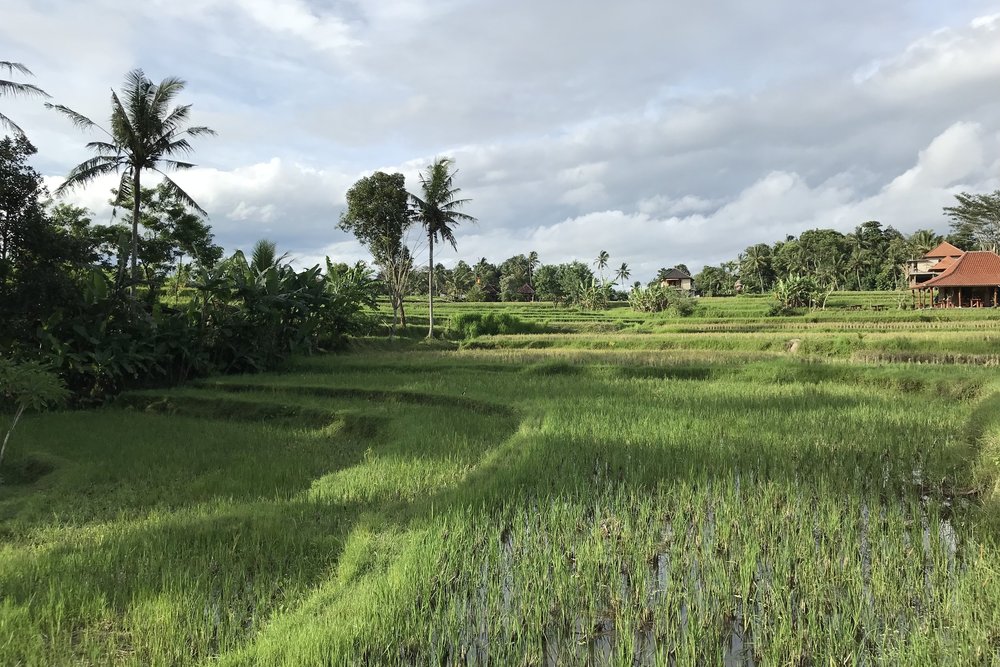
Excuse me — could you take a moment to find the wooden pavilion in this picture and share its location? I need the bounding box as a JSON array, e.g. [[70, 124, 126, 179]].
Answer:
[[912, 250, 1000, 308]]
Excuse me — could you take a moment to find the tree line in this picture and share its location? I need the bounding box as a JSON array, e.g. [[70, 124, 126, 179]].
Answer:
[[692, 197, 1000, 297], [2, 66, 380, 406]]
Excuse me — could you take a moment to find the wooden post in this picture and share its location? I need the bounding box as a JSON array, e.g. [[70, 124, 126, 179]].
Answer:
[[958, 288, 962, 308]]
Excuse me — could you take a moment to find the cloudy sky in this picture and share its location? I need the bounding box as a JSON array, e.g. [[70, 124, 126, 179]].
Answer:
[[4, 0, 1000, 280]]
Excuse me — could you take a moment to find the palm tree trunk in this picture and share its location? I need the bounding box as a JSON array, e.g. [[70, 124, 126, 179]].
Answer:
[[427, 230, 434, 338], [131, 170, 141, 294]]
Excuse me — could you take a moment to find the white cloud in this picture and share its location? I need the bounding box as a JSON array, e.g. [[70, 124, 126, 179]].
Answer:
[[9, 3, 1000, 281]]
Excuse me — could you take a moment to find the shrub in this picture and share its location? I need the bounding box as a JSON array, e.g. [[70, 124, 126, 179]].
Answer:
[[448, 312, 538, 339], [629, 284, 696, 315], [0, 359, 70, 477], [773, 275, 821, 309], [670, 291, 697, 317], [628, 284, 672, 312]]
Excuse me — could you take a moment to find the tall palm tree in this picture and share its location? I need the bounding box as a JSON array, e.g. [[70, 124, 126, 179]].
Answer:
[[1, 61, 49, 137], [410, 157, 476, 337], [48, 69, 215, 289], [615, 262, 630, 288], [594, 250, 610, 282], [526, 250, 540, 287], [740, 243, 771, 293]]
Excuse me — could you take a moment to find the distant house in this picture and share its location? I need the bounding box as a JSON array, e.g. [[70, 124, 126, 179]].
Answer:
[[517, 283, 536, 302], [659, 268, 694, 291], [907, 241, 964, 288], [911, 248, 1000, 308]]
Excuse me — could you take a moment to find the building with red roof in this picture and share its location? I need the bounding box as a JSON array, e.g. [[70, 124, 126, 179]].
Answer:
[[906, 241, 965, 289], [911, 250, 1000, 308]]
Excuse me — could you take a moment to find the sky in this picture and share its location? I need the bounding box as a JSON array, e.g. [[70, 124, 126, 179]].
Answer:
[[3, 0, 1000, 281]]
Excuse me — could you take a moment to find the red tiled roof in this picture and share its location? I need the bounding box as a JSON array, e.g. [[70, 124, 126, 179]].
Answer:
[[923, 241, 964, 259], [921, 251, 1000, 287], [931, 255, 957, 272]]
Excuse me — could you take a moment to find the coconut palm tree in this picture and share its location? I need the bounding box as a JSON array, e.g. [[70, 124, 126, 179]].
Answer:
[[526, 250, 540, 287], [908, 229, 940, 256], [1, 61, 49, 137], [594, 250, 610, 282], [740, 243, 772, 293], [249, 239, 290, 275], [615, 262, 630, 288], [48, 69, 215, 289], [410, 157, 476, 337]]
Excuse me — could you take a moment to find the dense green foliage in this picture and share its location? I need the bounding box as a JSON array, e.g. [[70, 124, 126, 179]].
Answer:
[[944, 190, 1000, 251], [447, 312, 539, 339], [1, 127, 377, 404], [2, 301, 1000, 664]]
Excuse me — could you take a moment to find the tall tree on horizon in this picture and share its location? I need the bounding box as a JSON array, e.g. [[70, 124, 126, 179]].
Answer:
[[594, 250, 610, 282], [1, 61, 49, 137], [526, 250, 540, 287], [48, 69, 215, 290], [340, 171, 414, 332], [615, 262, 630, 288], [944, 191, 1000, 251], [410, 157, 476, 337]]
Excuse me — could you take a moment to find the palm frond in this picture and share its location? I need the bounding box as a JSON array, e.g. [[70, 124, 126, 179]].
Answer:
[[56, 158, 123, 194], [45, 103, 102, 132], [0, 80, 49, 98], [435, 225, 458, 250], [112, 171, 133, 208], [160, 158, 196, 170], [0, 110, 25, 136], [159, 103, 191, 134], [162, 136, 194, 155], [185, 125, 217, 137], [109, 90, 137, 152], [149, 76, 186, 119], [0, 62, 33, 77], [85, 140, 121, 156], [157, 171, 208, 216]]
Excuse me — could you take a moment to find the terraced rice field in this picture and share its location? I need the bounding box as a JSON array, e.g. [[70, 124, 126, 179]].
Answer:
[[2, 294, 1000, 665]]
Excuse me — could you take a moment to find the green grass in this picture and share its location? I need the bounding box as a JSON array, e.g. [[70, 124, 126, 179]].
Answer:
[[3, 296, 1000, 665]]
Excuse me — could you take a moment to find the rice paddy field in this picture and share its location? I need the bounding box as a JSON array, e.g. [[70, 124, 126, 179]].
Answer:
[[3, 292, 1000, 665]]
